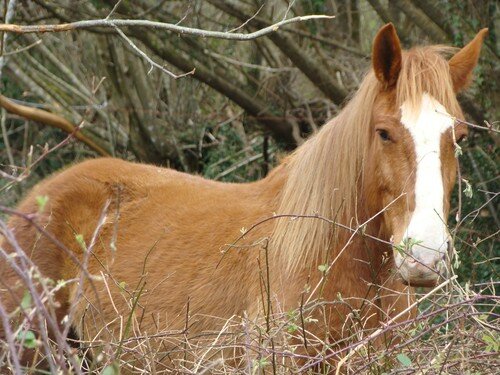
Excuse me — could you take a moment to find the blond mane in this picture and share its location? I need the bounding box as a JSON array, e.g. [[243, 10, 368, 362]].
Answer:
[[272, 46, 462, 271]]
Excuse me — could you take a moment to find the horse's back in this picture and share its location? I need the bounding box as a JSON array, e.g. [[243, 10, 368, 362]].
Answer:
[[3, 156, 265, 283]]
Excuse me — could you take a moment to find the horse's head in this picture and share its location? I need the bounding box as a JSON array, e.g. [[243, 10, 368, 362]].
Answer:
[[365, 24, 487, 287]]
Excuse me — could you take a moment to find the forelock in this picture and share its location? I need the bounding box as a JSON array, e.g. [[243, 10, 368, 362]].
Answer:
[[396, 46, 462, 119]]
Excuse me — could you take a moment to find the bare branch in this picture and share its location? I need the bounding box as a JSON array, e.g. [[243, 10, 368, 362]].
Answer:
[[0, 15, 334, 40], [113, 26, 195, 79], [0, 94, 110, 156], [436, 109, 500, 134]]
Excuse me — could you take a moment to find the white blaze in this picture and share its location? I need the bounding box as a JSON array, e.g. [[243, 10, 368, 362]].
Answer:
[[397, 94, 454, 268]]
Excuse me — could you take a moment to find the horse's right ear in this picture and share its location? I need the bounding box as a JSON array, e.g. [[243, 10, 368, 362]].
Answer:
[[372, 23, 402, 88]]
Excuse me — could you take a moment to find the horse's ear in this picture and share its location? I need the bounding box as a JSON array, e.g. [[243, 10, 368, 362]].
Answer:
[[448, 28, 488, 92], [372, 23, 402, 88]]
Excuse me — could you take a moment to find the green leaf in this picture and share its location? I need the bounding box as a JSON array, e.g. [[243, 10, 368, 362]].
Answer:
[[396, 353, 412, 367], [20, 290, 32, 310], [56, 279, 69, 288], [101, 363, 120, 375], [395, 237, 423, 256], [35, 195, 49, 212], [462, 178, 473, 198], [75, 234, 86, 250], [483, 333, 499, 352], [287, 323, 299, 333], [17, 330, 37, 349], [254, 358, 269, 368], [318, 264, 328, 272]]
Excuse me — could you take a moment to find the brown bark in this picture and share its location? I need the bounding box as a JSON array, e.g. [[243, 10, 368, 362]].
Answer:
[[365, 0, 410, 43], [392, 0, 449, 43], [106, 39, 165, 162], [207, 0, 348, 104], [412, 0, 456, 39]]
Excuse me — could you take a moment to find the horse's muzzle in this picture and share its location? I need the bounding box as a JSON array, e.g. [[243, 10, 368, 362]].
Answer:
[[398, 258, 445, 287], [401, 274, 438, 287]]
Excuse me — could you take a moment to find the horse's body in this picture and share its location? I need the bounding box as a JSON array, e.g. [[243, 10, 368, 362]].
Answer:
[[0, 24, 487, 372], [3, 157, 409, 372], [8, 158, 284, 329], [4, 156, 402, 338]]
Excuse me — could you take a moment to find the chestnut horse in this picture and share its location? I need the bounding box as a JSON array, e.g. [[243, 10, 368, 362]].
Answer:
[[0, 24, 487, 371]]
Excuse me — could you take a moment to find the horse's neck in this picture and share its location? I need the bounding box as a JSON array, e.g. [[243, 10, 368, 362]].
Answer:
[[253, 162, 289, 210], [260, 161, 289, 189], [258, 155, 415, 326]]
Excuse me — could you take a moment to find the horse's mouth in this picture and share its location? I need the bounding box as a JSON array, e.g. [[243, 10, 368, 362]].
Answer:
[[401, 277, 439, 288], [397, 257, 447, 288]]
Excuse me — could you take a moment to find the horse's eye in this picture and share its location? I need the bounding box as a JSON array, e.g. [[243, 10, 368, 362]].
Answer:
[[377, 129, 390, 142], [456, 134, 467, 143]]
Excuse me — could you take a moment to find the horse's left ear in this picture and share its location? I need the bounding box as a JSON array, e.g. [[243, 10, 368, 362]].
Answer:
[[449, 28, 488, 92], [372, 23, 402, 88]]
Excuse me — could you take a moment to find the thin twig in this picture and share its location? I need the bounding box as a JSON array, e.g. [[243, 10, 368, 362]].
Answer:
[[113, 25, 194, 79], [1, 38, 42, 56], [436, 110, 499, 134], [105, 0, 124, 20]]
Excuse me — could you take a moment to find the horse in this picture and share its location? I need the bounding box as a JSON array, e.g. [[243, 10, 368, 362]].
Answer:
[[0, 23, 487, 372]]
